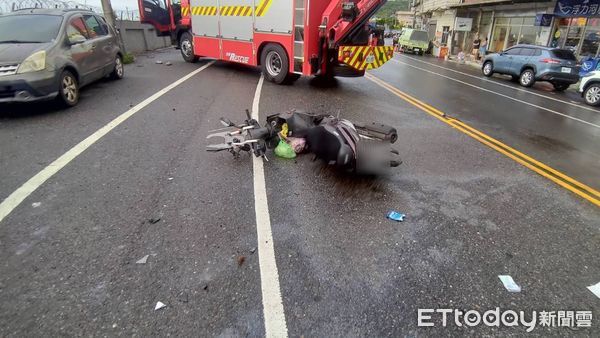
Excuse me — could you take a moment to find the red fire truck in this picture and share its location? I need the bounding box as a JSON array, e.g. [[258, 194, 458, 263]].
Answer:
[[138, 0, 393, 83]]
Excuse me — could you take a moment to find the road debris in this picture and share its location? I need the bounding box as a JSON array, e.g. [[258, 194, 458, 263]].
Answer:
[[498, 275, 521, 293], [155, 60, 163, 64], [250, 247, 256, 254], [136, 255, 149, 264], [587, 282, 600, 299], [168, 177, 174, 180], [165, 61, 172, 66], [155, 301, 166, 310], [237, 256, 246, 266], [387, 211, 405, 222], [149, 218, 161, 224], [202, 284, 208, 291], [31, 202, 41, 208]]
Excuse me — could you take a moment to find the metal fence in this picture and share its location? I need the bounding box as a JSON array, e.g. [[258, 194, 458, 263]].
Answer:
[[0, 0, 140, 20]]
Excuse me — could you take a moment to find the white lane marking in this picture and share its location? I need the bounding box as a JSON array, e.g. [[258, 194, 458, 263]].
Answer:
[[389, 58, 600, 129], [251, 74, 289, 338], [397, 53, 600, 114], [0, 61, 215, 224]]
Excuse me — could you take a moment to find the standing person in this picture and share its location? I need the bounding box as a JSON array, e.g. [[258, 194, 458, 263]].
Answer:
[[393, 33, 399, 52], [479, 37, 488, 62], [472, 34, 481, 60]]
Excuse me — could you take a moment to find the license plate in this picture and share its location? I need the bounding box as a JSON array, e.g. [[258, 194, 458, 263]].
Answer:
[[414, 48, 420, 52], [561, 67, 571, 73]]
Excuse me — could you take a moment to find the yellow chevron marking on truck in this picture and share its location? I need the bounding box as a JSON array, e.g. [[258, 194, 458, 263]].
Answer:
[[338, 46, 394, 71], [188, 0, 273, 17]]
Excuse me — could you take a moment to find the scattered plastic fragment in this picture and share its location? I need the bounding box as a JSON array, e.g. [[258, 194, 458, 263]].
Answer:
[[498, 275, 521, 293], [237, 256, 246, 266], [168, 177, 174, 180], [202, 284, 208, 291], [155, 60, 163, 64], [155, 301, 166, 310], [165, 61, 172, 66], [387, 211, 405, 222], [136, 255, 149, 264], [587, 282, 600, 299], [149, 218, 161, 224], [32, 202, 41, 208], [250, 247, 256, 254]]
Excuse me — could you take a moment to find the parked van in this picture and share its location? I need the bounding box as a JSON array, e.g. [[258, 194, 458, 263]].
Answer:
[[398, 28, 429, 55]]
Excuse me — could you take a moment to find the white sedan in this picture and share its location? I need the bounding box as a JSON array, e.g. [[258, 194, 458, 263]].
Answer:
[[578, 71, 600, 106]]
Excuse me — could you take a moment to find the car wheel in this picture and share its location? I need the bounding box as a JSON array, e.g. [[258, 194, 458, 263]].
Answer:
[[261, 43, 290, 84], [57, 70, 79, 107], [109, 55, 124, 80], [519, 69, 535, 87], [482, 61, 493, 77], [180, 32, 198, 63], [552, 82, 570, 91], [584, 83, 600, 106]]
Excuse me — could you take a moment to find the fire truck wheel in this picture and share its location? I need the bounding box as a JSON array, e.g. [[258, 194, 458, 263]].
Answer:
[[180, 32, 198, 63], [261, 44, 289, 84]]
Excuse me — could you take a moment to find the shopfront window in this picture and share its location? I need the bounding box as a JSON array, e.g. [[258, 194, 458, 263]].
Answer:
[[580, 18, 600, 57], [553, 17, 600, 57], [490, 16, 539, 52]]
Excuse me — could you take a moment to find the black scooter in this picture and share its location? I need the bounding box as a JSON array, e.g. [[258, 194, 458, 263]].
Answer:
[[207, 109, 401, 174]]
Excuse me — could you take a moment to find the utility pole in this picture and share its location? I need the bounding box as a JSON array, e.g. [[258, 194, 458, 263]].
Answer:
[[100, 0, 116, 28], [412, 0, 417, 29]]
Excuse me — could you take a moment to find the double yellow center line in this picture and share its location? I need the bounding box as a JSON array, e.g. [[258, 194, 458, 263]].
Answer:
[[366, 73, 600, 207]]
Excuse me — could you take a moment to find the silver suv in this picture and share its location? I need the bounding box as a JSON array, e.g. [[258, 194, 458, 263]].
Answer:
[[0, 8, 123, 107], [482, 45, 580, 91]]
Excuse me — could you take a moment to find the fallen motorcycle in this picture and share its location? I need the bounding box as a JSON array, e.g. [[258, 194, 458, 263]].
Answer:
[[206, 109, 401, 174]]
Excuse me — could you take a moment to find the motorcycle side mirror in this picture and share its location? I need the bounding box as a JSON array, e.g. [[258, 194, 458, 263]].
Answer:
[[220, 117, 235, 127]]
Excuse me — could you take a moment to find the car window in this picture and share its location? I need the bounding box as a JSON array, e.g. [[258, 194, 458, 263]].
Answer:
[[505, 48, 521, 55], [66, 17, 90, 41], [533, 48, 542, 56], [410, 31, 429, 42], [551, 49, 577, 61], [0, 14, 62, 43], [83, 15, 108, 38], [519, 48, 535, 56]]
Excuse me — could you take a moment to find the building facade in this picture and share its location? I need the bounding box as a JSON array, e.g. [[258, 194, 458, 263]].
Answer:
[[417, 0, 600, 58], [395, 10, 417, 28]]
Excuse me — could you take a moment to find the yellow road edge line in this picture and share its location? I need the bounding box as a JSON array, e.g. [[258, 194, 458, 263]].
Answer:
[[365, 74, 600, 207], [378, 76, 600, 198]]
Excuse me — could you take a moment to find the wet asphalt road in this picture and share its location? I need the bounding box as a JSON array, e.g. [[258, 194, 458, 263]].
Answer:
[[0, 48, 599, 336]]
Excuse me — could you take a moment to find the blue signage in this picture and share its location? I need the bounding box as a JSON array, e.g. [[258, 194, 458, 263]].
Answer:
[[535, 14, 553, 26], [554, 0, 600, 17]]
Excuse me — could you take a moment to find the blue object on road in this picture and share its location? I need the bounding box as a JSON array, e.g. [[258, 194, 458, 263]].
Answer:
[[387, 211, 406, 222]]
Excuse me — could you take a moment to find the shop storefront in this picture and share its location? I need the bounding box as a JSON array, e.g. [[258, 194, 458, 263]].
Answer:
[[551, 0, 600, 57], [448, 1, 555, 56]]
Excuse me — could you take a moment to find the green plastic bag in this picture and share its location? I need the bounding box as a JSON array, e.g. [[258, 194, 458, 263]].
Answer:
[[274, 140, 296, 159]]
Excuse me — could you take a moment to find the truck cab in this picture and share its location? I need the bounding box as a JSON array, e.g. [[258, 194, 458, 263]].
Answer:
[[138, 0, 394, 83]]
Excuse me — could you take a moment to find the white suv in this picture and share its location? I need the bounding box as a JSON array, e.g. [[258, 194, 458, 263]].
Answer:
[[578, 71, 600, 106]]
